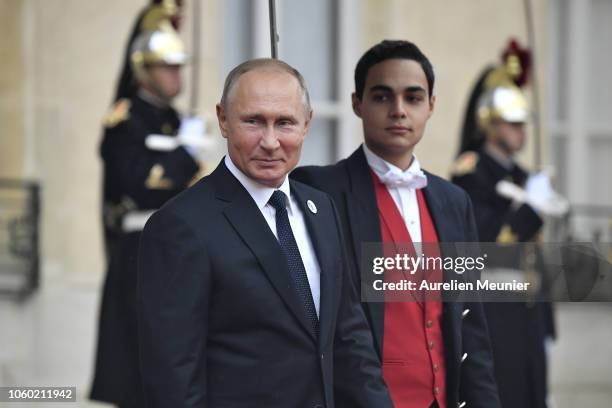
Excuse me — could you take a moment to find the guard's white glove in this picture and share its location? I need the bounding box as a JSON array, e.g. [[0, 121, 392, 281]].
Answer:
[[525, 172, 554, 209], [177, 116, 208, 157], [145, 115, 217, 158], [524, 171, 569, 217]]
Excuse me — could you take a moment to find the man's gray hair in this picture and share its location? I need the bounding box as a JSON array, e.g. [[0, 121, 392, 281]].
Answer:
[[220, 58, 312, 113]]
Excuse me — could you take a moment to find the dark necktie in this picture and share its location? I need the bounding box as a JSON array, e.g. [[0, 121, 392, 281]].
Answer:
[[268, 190, 320, 337]]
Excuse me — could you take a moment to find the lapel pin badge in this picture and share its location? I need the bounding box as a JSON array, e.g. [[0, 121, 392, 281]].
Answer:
[[307, 200, 317, 214]]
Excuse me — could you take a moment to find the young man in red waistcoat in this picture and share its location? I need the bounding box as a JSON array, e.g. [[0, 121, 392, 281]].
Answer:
[[292, 40, 501, 408]]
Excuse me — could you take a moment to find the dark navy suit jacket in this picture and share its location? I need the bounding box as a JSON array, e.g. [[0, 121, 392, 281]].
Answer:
[[137, 159, 392, 408]]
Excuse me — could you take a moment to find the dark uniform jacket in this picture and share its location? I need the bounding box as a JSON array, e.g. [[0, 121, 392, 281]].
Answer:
[[451, 147, 555, 408], [91, 93, 200, 407], [291, 146, 501, 408]]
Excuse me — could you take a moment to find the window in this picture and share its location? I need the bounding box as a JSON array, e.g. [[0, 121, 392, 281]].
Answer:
[[549, 0, 612, 241], [221, 0, 360, 166]]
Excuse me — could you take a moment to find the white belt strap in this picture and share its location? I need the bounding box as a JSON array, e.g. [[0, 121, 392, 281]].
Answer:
[[122, 210, 156, 233]]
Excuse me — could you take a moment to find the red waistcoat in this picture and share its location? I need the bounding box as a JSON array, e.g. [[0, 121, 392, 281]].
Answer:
[[372, 171, 447, 408]]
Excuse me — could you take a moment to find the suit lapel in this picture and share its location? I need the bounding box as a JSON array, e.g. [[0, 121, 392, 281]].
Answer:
[[422, 173, 465, 288], [345, 148, 382, 258], [291, 182, 335, 349], [421, 173, 463, 352], [345, 148, 385, 355], [212, 162, 317, 341], [421, 172, 448, 242]]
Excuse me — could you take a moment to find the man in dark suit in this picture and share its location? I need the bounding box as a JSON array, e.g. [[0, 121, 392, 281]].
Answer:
[[292, 40, 500, 408], [137, 58, 392, 408]]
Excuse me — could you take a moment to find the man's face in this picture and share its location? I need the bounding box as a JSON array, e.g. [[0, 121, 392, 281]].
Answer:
[[352, 58, 435, 162], [216, 69, 312, 187], [490, 120, 526, 154], [146, 64, 182, 99]]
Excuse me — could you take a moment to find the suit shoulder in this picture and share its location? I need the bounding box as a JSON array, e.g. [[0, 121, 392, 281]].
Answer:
[[291, 161, 349, 192], [291, 163, 343, 181], [426, 171, 471, 208], [155, 175, 217, 221], [427, 171, 467, 195], [450, 151, 480, 178]]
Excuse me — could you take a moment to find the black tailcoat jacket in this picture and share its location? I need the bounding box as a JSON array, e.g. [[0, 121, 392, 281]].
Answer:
[[137, 160, 393, 408], [291, 146, 501, 408]]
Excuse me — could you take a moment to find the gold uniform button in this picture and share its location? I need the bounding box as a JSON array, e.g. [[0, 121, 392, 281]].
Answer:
[[429, 341, 435, 350], [426, 320, 433, 328], [433, 363, 439, 372], [434, 386, 440, 395], [161, 123, 175, 135]]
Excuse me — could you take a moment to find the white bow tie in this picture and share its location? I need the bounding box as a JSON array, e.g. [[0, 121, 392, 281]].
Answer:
[[378, 169, 428, 189]]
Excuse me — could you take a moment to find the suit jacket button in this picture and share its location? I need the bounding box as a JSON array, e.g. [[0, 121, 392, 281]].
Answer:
[[321, 353, 324, 360]]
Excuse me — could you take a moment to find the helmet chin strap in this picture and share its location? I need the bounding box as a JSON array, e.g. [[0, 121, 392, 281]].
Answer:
[[495, 137, 515, 157], [138, 67, 173, 106], [486, 128, 516, 160]]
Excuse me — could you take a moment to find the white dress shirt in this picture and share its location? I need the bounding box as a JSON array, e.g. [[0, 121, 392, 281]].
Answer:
[[224, 156, 321, 316], [363, 144, 424, 244]]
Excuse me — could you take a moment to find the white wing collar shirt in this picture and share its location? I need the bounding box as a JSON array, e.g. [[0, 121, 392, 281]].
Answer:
[[224, 155, 321, 316], [362, 144, 428, 245]]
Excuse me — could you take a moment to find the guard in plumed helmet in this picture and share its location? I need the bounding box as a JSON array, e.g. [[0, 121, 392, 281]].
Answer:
[[101, 0, 187, 269], [90, 2, 205, 406], [113, 0, 184, 102], [451, 40, 560, 408]]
